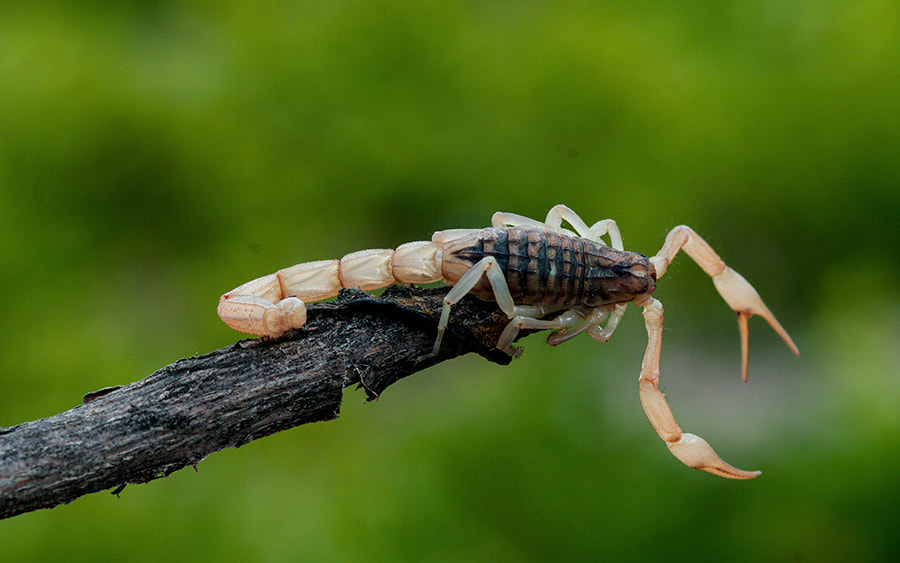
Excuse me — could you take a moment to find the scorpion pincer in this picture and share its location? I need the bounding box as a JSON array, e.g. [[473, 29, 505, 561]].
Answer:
[[218, 205, 798, 479]]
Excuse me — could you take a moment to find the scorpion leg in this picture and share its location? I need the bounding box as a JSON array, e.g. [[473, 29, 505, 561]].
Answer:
[[492, 206, 583, 240], [491, 211, 548, 231], [544, 308, 595, 346], [545, 303, 627, 346], [496, 305, 584, 353], [635, 296, 761, 479], [424, 257, 509, 358], [587, 303, 628, 342], [421, 257, 570, 359], [650, 226, 799, 382], [493, 205, 625, 250], [543, 205, 624, 250], [544, 204, 591, 235]]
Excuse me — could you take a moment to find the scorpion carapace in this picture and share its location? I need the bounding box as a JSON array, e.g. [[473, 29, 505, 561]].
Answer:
[[218, 205, 798, 479], [440, 227, 655, 308]]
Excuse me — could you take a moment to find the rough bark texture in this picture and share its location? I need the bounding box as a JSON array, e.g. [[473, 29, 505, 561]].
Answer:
[[0, 286, 522, 520]]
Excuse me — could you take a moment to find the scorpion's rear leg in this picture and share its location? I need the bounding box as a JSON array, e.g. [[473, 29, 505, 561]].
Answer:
[[420, 256, 577, 360], [650, 226, 799, 382], [636, 296, 761, 479]]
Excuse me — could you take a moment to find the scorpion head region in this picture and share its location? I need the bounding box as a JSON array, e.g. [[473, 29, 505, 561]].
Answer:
[[584, 253, 656, 307]]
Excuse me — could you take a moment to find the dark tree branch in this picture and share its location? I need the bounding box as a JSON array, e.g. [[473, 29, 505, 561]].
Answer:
[[0, 286, 524, 520]]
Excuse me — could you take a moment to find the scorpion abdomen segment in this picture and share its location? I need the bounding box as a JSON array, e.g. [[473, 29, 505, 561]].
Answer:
[[441, 227, 655, 308]]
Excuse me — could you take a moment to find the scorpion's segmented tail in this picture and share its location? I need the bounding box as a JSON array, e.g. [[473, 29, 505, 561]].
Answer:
[[218, 241, 446, 337]]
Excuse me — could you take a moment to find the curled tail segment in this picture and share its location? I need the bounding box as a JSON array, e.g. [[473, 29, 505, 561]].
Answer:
[[217, 241, 443, 337]]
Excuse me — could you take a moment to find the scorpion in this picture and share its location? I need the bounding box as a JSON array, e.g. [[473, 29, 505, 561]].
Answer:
[[218, 205, 798, 479]]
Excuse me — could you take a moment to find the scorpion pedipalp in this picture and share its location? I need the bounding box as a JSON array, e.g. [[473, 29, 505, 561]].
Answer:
[[650, 226, 799, 382], [636, 295, 761, 479], [713, 266, 799, 382], [637, 225, 799, 478]]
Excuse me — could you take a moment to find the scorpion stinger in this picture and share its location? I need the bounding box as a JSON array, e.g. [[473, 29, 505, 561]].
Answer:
[[218, 205, 797, 479]]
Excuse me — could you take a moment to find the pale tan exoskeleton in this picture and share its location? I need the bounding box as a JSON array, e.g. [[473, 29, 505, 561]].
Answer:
[[218, 205, 798, 479]]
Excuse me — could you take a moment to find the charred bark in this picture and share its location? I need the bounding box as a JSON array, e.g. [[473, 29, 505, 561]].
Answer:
[[0, 286, 520, 520]]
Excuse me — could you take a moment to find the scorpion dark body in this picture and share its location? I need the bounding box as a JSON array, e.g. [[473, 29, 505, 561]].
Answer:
[[441, 227, 656, 309]]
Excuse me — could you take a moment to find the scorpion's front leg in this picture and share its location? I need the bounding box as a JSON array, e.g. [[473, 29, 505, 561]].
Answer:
[[650, 226, 799, 382], [635, 296, 761, 479]]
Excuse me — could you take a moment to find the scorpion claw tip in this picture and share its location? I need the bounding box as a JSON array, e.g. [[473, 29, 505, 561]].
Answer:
[[668, 433, 761, 480], [714, 268, 799, 380], [756, 309, 800, 358], [739, 311, 750, 383]]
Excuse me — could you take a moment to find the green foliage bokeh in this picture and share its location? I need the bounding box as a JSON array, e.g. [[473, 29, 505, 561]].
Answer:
[[1, 1, 898, 561]]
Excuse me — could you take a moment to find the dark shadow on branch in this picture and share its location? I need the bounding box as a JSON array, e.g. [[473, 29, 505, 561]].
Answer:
[[0, 286, 526, 520]]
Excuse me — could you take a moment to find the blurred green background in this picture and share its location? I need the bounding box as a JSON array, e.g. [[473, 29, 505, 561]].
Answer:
[[2, 1, 898, 561]]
